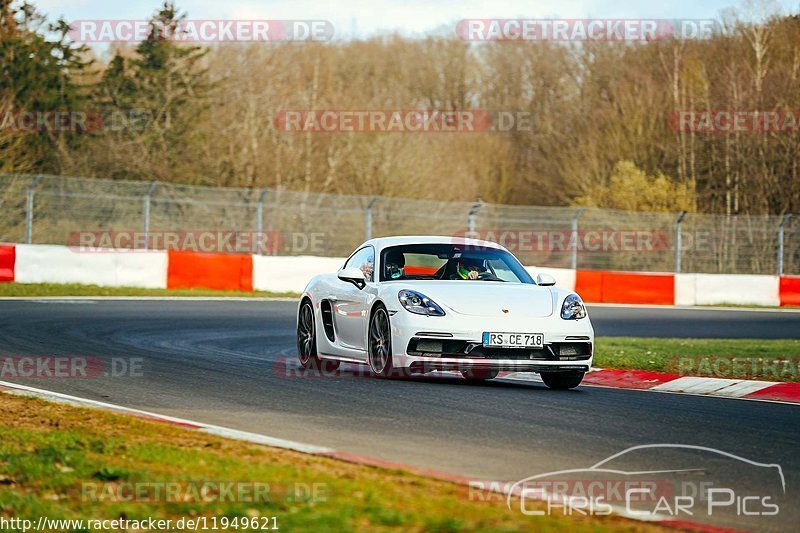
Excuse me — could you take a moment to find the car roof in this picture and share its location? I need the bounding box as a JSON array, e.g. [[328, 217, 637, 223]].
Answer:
[[360, 235, 508, 255]]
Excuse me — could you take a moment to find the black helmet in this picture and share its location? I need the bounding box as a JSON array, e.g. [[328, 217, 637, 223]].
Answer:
[[385, 249, 405, 268], [460, 257, 486, 270], [384, 249, 405, 279]]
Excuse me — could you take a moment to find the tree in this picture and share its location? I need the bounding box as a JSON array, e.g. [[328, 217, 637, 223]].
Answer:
[[0, 0, 91, 173], [118, 2, 211, 181], [574, 160, 696, 212]]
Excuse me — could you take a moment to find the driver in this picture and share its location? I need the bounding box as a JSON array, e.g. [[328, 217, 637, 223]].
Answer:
[[453, 257, 488, 280], [384, 249, 405, 279]]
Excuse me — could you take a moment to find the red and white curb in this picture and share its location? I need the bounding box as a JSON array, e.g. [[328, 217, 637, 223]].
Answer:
[[0, 378, 752, 532], [538, 368, 800, 404]]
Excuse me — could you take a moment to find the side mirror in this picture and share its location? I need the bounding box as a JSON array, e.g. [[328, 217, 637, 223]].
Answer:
[[536, 273, 556, 287], [338, 267, 367, 289]]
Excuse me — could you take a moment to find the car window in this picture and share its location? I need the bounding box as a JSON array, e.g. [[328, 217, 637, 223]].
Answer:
[[379, 244, 533, 283], [402, 253, 447, 277], [486, 258, 519, 282], [344, 246, 375, 282]]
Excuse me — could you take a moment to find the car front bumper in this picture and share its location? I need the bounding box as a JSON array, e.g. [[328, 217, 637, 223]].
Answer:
[[387, 307, 594, 374]]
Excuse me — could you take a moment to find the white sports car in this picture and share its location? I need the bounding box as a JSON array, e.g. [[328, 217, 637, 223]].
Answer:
[[297, 236, 594, 389]]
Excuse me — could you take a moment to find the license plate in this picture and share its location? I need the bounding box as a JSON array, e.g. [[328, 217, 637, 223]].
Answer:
[[482, 332, 544, 348]]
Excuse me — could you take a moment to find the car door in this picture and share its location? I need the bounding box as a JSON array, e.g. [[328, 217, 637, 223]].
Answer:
[[331, 246, 375, 355]]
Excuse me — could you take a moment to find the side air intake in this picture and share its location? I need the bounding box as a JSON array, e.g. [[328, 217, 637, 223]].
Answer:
[[320, 300, 336, 342]]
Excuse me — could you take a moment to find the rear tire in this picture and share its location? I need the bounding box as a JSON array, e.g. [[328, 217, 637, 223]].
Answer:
[[541, 371, 584, 390], [297, 300, 340, 372], [461, 368, 499, 381]]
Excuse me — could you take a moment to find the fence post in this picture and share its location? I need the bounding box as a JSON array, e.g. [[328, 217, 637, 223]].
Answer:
[[570, 208, 586, 270], [675, 211, 688, 273], [25, 175, 42, 244], [365, 196, 379, 240], [142, 181, 159, 250], [467, 200, 483, 235], [256, 188, 269, 254], [778, 214, 793, 276]]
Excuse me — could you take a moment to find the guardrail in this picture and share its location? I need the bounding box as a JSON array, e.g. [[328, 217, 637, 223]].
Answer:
[[1, 174, 797, 275]]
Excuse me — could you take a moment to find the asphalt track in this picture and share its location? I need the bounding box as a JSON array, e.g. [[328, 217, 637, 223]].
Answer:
[[1, 299, 799, 531]]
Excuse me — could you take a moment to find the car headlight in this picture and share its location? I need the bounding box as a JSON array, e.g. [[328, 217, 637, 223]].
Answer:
[[398, 289, 445, 316], [561, 294, 587, 320]]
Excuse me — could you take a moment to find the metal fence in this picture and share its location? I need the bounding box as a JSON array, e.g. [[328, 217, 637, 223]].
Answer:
[[1, 173, 798, 275]]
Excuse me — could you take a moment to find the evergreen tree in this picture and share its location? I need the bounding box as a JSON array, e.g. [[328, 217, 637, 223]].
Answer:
[[0, 0, 91, 172], [131, 2, 211, 154], [98, 53, 137, 109]]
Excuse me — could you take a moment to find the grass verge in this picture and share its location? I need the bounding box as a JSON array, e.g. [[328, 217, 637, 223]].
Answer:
[[0, 392, 665, 532], [594, 337, 800, 382], [0, 282, 299, 299]]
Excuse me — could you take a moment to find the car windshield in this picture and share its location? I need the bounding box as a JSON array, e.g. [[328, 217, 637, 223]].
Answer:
[[380, 243, 534, 283]]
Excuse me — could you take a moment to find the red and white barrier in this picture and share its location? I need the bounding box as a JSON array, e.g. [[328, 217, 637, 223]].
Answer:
[[0, 244, 15, 282], [675, 273, 780, 307], [1, 243, 799, 306], [574, 269, 675, 305], [13, 244, 167, 289], [253, 255, 345, 293], [780, 276, 800, 306], [167, 250, 253, 292]]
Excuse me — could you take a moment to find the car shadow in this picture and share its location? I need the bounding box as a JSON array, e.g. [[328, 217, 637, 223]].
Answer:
[[304, 364, 585, 392], [276, 357, 587, 392]]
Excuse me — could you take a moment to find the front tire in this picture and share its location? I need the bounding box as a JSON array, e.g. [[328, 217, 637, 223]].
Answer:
[[540, 371, 584, 390], [297, 300, 340, 372], [368, 306, 395, 378]]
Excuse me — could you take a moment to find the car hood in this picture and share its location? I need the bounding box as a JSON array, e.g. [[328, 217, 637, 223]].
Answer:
[[394, 281, 554, 317]]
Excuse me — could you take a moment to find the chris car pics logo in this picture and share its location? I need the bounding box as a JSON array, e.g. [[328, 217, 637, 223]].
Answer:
[[503, 444, 784, 519]]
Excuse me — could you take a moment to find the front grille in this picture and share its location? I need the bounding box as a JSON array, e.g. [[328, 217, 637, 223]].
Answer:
[[409, 361, 591, 374], [406, 338, 591, 361], [465, 346, 552, 360]]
